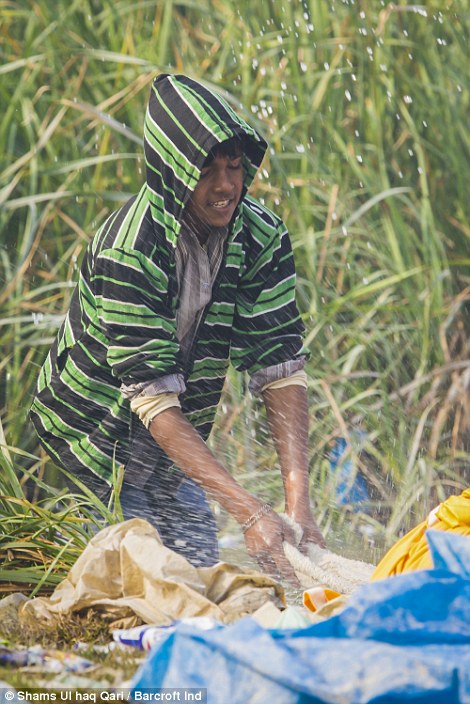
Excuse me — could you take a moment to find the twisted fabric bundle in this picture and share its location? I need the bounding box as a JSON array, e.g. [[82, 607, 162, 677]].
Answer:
[[282, 515, 375, 594]]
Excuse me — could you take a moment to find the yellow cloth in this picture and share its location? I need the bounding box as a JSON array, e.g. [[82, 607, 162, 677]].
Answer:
[[130, 392, 181, 429], [301, 488, 470, 613], [262, 370, 308, 392], [371, 488, 470, 580]]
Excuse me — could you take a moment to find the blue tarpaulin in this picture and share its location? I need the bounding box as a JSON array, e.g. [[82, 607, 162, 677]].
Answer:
[[131, 530, 470, 703]]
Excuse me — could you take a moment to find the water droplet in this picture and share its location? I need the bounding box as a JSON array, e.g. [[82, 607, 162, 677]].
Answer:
[[403, 95, 413, 104], [32, 312, 41, 326], [356, 154, 363, 163], [345, 90, 352, 101]]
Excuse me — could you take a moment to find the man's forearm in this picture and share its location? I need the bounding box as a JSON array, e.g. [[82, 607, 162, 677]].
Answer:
[[148, 396, 321, 574], [148, 406, 261, 524], [262, 384, 311, 516]]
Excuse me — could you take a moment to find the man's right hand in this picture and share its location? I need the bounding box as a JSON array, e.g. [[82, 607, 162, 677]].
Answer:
[[243, 511, 300, 587]]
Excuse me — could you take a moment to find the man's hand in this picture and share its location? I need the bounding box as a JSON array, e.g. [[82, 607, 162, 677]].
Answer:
[[243, 511, 300, 586], [289, 509, 326, 551]]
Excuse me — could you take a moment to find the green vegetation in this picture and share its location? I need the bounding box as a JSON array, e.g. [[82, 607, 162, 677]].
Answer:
[[1, 0, 469, 591]]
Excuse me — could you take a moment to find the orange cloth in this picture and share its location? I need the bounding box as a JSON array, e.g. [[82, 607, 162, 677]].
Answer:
[[371, 489, 470, 581], [303, 587, 341, 612]]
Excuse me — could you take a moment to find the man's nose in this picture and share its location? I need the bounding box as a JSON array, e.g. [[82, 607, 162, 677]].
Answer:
[[214, 166, 233, 190]]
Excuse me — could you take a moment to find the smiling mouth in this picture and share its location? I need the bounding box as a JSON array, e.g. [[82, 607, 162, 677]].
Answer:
[[209, 199, 232, 208]]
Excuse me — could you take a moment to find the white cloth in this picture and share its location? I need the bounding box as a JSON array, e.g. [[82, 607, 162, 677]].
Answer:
[[281, 515, 375, 594]]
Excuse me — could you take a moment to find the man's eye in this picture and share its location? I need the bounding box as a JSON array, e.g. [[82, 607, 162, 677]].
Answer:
[[229, 158, 242, 169]]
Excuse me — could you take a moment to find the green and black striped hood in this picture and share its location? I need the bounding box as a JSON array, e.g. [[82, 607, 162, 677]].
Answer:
[[144, 74, 267, 248]]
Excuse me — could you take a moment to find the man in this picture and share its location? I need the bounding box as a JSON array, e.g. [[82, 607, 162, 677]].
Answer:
[[31, 74, 325, 582]]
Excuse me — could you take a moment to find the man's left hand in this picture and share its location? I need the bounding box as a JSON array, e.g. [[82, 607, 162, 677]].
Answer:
[[288, 509, 326, 552]]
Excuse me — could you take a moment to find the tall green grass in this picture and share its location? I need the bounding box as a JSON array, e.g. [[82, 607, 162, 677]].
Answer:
[[1, 0, 469, 586]]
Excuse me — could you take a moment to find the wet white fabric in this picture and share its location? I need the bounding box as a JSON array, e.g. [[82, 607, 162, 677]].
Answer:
[[281, 514, 375, 594]]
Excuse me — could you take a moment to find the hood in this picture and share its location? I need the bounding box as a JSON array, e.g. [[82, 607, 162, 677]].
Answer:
[[144, 73, 267, 248]]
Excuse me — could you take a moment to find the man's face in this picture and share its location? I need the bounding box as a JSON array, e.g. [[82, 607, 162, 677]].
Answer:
[[185, 151, 244, 234]]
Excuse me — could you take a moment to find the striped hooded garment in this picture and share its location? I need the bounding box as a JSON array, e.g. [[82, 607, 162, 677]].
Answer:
[[31, 74, 306, 484]]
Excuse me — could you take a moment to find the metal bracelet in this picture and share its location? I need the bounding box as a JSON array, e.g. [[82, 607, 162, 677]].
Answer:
[[242, 502, 273, 533]]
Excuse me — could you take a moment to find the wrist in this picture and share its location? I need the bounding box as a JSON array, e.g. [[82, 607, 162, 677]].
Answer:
[[241, 502, 273, 533], [222, 490, 264, 526], [285, 500, 314, 521]]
